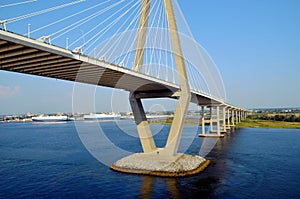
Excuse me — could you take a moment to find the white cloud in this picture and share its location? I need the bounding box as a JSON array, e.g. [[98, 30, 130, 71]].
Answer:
[[0, 85, 21, 97]]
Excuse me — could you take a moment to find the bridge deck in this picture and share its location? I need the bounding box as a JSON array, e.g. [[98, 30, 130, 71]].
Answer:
[[0, 30, 239, 108]]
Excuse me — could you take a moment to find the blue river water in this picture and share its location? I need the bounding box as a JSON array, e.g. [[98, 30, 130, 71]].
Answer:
[[0, 121, 299, 198]]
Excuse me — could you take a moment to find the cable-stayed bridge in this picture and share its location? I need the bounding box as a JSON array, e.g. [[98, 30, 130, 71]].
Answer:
[[0, 0, 249, 176]]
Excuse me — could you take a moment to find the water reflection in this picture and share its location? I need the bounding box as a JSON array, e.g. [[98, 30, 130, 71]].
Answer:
[[165, 178, 181, 199], [139, 131, 239, 199], [140, 176, 155, 199], [140, 176, 180, 199]]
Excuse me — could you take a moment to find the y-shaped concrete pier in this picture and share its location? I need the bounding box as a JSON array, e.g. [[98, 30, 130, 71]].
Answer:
[[110, 0, 210, 177]]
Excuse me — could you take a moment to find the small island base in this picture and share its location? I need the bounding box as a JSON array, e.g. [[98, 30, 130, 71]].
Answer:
[[110, 153, 210, 177]]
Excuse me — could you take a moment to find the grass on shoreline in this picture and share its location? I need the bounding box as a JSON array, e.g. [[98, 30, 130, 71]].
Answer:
[[149, 118, 300, 129], [236, 119, 300, 129]]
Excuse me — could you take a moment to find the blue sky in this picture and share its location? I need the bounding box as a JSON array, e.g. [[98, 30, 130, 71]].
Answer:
[[181, 0, 300, 109], [0, 0, 299, 114]]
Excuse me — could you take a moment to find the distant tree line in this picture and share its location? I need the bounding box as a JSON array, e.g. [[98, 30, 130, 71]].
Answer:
[[248, 114, 300, 122]]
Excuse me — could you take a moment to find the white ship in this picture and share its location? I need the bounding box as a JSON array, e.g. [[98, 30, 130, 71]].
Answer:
[[83, 113, 121, 121], [32, 115, 68, 122]]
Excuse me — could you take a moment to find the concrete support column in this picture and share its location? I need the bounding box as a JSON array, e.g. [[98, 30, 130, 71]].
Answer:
[[216, 106, 220, 136], [231, 109, 235, 126], [222, 107, 226, 132], [210, 107, 213, 132], [163, 0, 191, 156], [227, 109, 231, 129], [130, 93, 156, 153], [133, 0, 150, 72], [235, 110, 238, 124], [201, 106, 205, 135]]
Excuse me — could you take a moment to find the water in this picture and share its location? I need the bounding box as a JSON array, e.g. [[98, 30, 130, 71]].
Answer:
[[0, 121, 299, 198]]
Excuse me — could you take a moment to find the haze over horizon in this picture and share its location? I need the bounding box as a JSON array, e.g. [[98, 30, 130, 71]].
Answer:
[[0, 0, 299, 114]]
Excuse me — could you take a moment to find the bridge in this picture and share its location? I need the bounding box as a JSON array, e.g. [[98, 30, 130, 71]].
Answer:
[[0, 0, 249, 176]]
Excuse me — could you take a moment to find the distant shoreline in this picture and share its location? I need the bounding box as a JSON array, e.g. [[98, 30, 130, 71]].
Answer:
[[149, 118, 300, 129], [236, 119, 300, 129], [2, 117, 300, 129]]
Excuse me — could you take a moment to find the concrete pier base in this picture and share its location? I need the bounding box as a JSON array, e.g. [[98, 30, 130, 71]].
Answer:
[[198, 134, 225, 138], [110, 153, 210, 177]]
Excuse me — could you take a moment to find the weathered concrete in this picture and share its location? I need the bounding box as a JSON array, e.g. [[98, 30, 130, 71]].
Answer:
[[110, 153, 210, 177]]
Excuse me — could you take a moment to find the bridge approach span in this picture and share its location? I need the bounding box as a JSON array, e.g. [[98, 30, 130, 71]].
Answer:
[[0, 30, 237, 108]]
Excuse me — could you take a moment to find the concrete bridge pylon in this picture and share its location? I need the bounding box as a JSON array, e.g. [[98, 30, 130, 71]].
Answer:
[[110, 0, 209, 177]]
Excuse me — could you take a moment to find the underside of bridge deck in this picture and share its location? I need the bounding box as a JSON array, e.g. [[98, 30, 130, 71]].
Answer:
[[0, 30, 225, 107], [0, 31, 178, 95]]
